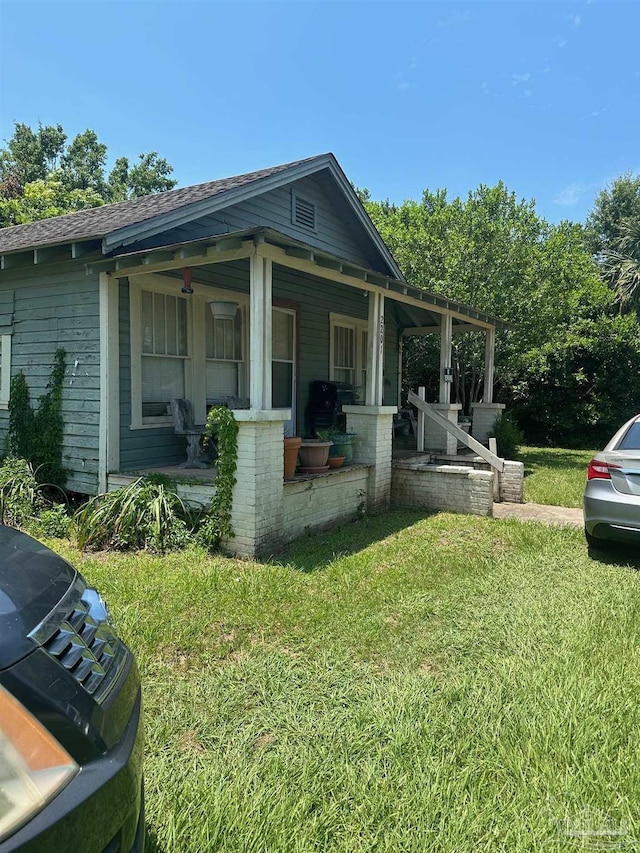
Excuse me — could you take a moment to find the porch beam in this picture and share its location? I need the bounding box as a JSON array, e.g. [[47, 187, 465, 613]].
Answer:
[[439, 313, 453, 404], [249, 254, 273, 409], [366, 291, 384, 406], [484, 326, 495, 404], [91, 241, 255, 278], [257, 243, 494, 331]]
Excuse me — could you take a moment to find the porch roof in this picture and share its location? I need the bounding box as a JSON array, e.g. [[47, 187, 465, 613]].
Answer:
[[88, 226, 508, 331]]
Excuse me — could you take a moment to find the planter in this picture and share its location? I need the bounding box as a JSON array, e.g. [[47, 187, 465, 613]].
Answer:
[[298, 440, 332, 469], [328, 432, 356, 464], [328, 455, 345, 469], [283, 436, 302, 480]]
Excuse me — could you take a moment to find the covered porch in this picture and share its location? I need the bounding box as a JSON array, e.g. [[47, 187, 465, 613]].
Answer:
[[94, 228, 505, 555]]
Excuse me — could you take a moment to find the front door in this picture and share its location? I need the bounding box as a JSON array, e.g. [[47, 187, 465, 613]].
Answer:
[[272, 307, 296, 436]]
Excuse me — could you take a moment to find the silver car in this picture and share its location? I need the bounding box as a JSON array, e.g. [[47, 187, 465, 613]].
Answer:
[[584, 414, 640, 548]]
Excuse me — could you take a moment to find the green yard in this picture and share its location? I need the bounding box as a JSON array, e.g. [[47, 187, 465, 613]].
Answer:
[[49, 504, 640, 852], [520, 446, 595, 508]]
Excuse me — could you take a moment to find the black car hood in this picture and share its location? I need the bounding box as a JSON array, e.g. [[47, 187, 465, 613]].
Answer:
[[0, 525, 76, 670]]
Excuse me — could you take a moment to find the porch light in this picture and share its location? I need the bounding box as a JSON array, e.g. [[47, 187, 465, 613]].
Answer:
[[209, 301, 239, 320]]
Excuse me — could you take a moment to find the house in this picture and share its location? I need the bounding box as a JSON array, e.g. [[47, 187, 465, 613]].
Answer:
[[0, 153, 508, 556]]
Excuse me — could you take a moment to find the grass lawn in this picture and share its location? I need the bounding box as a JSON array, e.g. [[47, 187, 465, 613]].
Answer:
[[49, 511, 640, 852], [520, 446, 596, 508]]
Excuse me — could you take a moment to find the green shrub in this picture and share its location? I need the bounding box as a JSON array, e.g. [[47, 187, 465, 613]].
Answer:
[[72, 479, 194, 553], [0, 457, 45, 527], [32, 504, 71, 538], [490, 413, 523, 459]]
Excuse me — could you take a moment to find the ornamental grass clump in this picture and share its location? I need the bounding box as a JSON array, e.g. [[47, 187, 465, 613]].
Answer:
[[72, 478, 194, 553]]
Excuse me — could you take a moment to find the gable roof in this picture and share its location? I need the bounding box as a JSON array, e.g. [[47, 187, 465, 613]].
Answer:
[[0, 154, 404, 280]]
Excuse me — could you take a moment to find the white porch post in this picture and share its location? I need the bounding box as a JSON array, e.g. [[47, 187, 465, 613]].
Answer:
[[249, 254, 272, 410], [439, 313, 453, 404], [366, 292, 385, 406], [471, 325, 504, 443], [397, 336, 403, 408], [483, 326, 495, 403]]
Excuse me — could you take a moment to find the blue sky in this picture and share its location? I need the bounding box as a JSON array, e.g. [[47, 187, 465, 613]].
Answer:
[[1, 0, 638, 224]]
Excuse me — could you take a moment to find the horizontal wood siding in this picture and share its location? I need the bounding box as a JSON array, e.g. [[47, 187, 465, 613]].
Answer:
[[0, 260, 101, 494], [128, 173, 386, 272]]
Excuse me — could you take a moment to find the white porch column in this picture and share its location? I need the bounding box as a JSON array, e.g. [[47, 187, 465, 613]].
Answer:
[[484, 326, 495, 403], [366, 292, 385, 406], [249, 254, 273, 410], [439, 313, 453, 404], [471, 326, 504, 443], [343, 404, 397, 510], [225, 409, 290, 558]]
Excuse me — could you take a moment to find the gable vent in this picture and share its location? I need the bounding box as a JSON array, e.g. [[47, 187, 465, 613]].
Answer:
[[293, 195, 316, 230]]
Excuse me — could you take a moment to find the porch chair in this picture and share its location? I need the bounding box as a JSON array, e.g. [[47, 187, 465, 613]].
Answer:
[[170, 399, 209, 469]]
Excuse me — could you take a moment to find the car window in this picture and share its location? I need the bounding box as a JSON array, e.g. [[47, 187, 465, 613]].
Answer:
[[618, 422, 640, 449]]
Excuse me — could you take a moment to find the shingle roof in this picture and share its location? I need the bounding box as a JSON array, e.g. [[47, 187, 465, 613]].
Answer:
[[0, 155, 327, 254]]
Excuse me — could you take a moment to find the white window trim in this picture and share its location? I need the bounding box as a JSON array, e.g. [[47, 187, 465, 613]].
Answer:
[[129, 273, 249, 429], [0, 334, 11, 410], [329, 312, 367, 392]]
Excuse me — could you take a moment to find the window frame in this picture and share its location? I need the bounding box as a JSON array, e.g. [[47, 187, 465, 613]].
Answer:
[[329, 312, 368, 395], [129, 274, 250, 430]]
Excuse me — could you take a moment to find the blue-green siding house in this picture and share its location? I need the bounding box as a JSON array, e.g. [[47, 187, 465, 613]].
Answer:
[[0, 154, 503, 554]]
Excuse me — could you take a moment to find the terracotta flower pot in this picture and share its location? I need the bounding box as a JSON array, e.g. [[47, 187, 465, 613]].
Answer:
[[328, 455, 345, 469], [298, 440, 332, 469], [283, 436, 302, 480]]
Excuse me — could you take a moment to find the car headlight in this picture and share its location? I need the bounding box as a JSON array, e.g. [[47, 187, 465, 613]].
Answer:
[[0, 685, 78, 842]]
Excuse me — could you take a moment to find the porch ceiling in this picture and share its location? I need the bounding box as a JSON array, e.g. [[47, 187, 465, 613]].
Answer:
[[88, 226, 507, 331]]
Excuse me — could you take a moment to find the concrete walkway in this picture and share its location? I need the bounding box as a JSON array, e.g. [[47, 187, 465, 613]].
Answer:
[[492, 501, 583, 527]]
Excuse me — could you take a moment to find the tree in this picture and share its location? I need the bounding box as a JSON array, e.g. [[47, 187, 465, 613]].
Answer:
[[0, 122, 66, 185], [363, 182, 636, 443], [60, 129, 107, 196], [107, 152, 176, 202], [0, 175, 103, 225], [0, 121, 177, 227], [586, 172, 640, 256], [604, 218, 640, 310]]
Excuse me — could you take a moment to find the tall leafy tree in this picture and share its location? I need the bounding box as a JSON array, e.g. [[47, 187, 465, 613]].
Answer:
[[586, 172, 640, 256], [0, 121, 177, 227], [107, 152, 176, 202], [604, 218, 640, 309], [0, 122, 66, 185], [363, 182, 634, 443]]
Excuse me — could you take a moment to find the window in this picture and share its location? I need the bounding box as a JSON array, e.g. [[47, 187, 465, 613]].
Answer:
[[329, 313, 368, 395], [205, 308, 245, 403], [0, 335, 11, 409], [140, 290, 189, 419]]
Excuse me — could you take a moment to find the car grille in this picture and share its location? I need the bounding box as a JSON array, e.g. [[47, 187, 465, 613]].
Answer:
[[30, 578, 127, 704]]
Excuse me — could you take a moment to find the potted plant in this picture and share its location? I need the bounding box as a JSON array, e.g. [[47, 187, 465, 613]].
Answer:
[[283, 436, 302, 480], [298, 438, 333, 472], [327, 430, 356, 464]]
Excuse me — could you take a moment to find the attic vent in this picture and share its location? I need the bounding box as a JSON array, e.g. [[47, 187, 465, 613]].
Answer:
[[293, 195, 316, 230]]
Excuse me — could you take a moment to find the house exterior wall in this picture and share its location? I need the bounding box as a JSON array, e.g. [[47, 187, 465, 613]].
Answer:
[[125, 173, 386, 273], [0, 260, 101, 494]]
